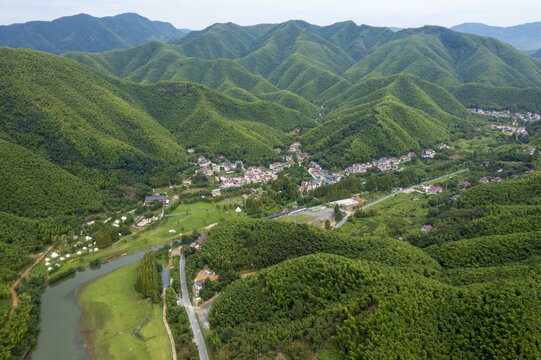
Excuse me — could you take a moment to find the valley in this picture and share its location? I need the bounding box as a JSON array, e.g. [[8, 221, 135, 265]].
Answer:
[[0, 12, 540, 360]]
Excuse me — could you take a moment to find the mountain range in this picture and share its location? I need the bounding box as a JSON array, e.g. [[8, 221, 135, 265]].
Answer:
[[451, 21, 541, 51], [1, 13, 541, 359], [0, 13, 189, 54], [1, 17, 539, 228]]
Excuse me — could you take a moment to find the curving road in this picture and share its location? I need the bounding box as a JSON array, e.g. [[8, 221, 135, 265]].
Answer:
[[333, 169, 468, 229], [180, 254, 209, 360]]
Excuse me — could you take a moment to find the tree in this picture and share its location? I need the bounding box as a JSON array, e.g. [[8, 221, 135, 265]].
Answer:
[[325, 219, 331, 230], [334, 204, 343, 222], [135, 252, 160, 298]]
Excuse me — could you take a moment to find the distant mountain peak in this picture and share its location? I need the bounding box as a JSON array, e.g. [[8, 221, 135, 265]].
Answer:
[[451, 21, 541, 51], [0, 13, 189, 54]]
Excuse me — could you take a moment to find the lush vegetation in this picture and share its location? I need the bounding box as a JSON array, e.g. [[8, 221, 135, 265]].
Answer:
[[344, 26, 541, 89], [0, 13, 187, 54], [3, 17, 541, 359], [135, 252, 161, 300], [182, 171, 541, 359], [453, 84, 541, 112], [78, 263, 171, 360], [165, 286, 199, 358]]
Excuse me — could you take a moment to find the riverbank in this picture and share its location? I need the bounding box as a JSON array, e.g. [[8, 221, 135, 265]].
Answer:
[[77, 263, 172, 360], [52, 203, 241, 283]]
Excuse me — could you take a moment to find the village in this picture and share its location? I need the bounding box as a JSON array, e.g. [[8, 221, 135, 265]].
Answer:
[[468, 107, 541, 121], [186, 140, 447, 196]]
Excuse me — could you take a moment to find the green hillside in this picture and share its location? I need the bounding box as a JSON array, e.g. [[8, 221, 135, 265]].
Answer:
[[344, 26, 541, 89], [0, 46, 318, 273], [197, 218, 440, 274], [0, 139, 101, 219], [184, 173, 541, 359], [171, 22, 271, 59], [207, 252, 540, 359], [303, 98, 449, 166], [325, 74, 468, 118], [300, 74, 465, 166], [0, 48, 187, 179], [453, 84, 541, 112], [65, 41, 277, 93], [308, 21, 395, 60], [120, 81, 315, 163], [0, 13, 188, 54], [64, 42, 320, 116]]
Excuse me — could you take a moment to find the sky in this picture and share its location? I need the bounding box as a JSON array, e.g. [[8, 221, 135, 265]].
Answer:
[[0, 0, 540, 29]]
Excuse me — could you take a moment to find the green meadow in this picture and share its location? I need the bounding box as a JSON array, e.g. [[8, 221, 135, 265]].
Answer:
[[78, 263, 171, 360], [56, 202, 245, 276]]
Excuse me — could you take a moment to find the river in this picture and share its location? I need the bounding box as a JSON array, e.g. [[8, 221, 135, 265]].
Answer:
[[30, 252, 146, 360]]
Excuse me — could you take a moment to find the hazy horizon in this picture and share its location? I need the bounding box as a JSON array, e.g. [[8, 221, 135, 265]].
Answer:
[[0, 0, 540, 30]]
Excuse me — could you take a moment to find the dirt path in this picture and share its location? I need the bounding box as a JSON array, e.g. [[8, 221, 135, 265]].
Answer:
[[162, 292, 177, 360], [9, 245, 52, 320]]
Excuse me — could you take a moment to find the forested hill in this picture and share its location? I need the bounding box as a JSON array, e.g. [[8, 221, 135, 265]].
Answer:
[[63, 41, 320, 117], [0, 13, 188, 54], [301, 74, 467, 167], [61, 21, 541, 165], [0, 47, 317, 224], [67, 20, 541, 109], [187, 173, 541, 359]]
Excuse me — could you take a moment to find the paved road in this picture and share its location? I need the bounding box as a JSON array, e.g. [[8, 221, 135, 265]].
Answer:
[[180, 254, 209, 360], [333, 169, 468, 229]]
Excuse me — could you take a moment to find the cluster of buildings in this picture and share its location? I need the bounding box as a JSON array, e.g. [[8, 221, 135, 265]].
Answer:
[[189, 233, 208, 250], [194, 155, 243, 177], [469, 108, 540, 121], [289, 141, 309, 161], [525, 147, 538, 155], [344, 149, 439, 175], [490, 124, 528, 136], [215, 163, 289, 191], [192, 140, 447, 196], [191, 154, 292, 195], [479, 177, 503, 184]]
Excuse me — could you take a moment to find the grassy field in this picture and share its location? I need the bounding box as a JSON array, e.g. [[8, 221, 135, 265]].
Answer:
[[78, 263, 171, 360], [169, 200, 226, 213], [340, 192, 430, 238], [277, 214, 325, 227], [56, 202, 244, 276]]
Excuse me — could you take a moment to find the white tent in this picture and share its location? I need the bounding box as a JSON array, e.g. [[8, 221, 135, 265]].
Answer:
[[66, 254, 71, 258], [94, 248, 98, 252], [76, 251, 82, 255], [235, 207, 242, 213], [51, 252, 59, 258], [48, 267, 53, 271]]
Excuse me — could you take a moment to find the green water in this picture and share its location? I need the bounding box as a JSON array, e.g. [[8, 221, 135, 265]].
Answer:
[[30, 252, 144, 360]]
